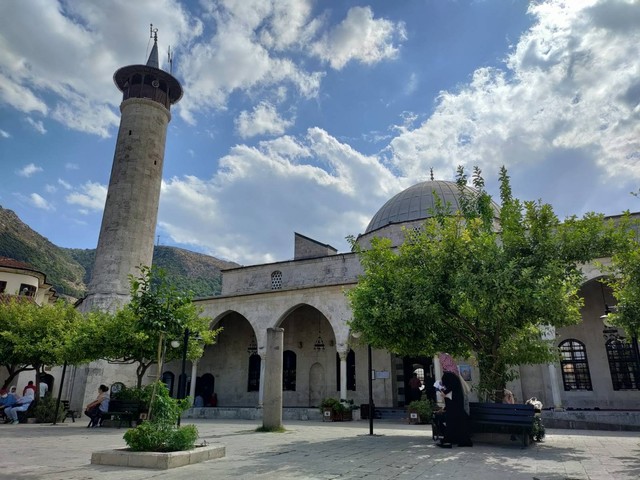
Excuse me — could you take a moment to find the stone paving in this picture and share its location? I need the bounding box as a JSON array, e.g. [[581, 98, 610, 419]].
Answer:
[[0, 419, 638, 480]]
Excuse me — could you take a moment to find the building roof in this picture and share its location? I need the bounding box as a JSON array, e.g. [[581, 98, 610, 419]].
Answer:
[[364, 180, 499, 234], [0, 257, 34, 270]]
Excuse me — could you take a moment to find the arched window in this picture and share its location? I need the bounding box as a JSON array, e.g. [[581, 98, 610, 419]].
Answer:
[[283, 350, 296, 391], [559, 339, 592, 391], [247, 354, 261, 392], [606, 339, 640, 390], [336, 350, 356, 391], [271, 271, 283, 290]]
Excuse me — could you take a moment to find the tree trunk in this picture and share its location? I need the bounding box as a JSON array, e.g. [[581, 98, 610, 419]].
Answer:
[[477, 353, 507, 402]]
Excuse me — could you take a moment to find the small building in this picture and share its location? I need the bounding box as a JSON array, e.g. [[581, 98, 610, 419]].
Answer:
[[0, 257, 58, 394], [0, 257, 58, 305]]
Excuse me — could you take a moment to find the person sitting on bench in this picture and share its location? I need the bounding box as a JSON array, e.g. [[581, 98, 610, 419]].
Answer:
[[4, 388, 35, 424], [84, 385, 110, 428]]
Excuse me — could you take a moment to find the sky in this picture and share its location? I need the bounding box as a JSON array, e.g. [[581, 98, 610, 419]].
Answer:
[[1, 0, 640, 266]]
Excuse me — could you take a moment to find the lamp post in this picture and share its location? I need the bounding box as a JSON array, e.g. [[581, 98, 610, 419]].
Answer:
[[351, 331, 374, 435], [170, 328, 190, 427], [177, 328, 190, 400]]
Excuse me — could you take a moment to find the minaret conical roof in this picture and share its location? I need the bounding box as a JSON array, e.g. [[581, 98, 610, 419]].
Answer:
[[146, 39, 159, 69]]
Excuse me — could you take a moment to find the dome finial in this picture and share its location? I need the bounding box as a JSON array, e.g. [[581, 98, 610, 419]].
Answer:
[[430, 167, 435, 181]]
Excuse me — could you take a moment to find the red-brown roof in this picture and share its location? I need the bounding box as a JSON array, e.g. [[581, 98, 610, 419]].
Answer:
[[0, 257, 34, 270]]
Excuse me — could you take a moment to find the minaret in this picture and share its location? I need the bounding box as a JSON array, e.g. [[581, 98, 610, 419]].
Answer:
[[82, 26, 182, 312]]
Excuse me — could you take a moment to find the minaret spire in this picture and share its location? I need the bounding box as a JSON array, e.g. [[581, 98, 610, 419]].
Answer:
[[146, 24, 160, 69]]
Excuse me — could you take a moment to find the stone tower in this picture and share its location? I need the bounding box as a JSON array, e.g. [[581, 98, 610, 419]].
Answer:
[[82, 28, 182, 313]]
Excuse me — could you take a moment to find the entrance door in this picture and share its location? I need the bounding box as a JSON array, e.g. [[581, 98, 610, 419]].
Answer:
[[308, 362, 325, 407], [401, 356, 434, 406]]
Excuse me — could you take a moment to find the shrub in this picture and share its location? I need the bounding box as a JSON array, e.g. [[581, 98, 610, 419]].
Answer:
[[32, 396, 66, 423], [112, 384, 154, 406], [407, 400, 435, 424], [122, 382, 198, 452], [319, 397, 345, 413]]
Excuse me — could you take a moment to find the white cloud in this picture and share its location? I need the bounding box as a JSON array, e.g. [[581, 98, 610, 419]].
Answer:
[[66, 181, 107, 212], [310, 6, 406, 70], [387, 0, 640, 193], [0, 0, 199, 136], [16, 163, 43, 177], [65, 163, 79, 170], [26, 117, 46, 134], [159, 127, 404, 263], [0, 129, 10, 138], [58, 178, 72, 190], [235, 102, 294, 138], [45, 184, 56, 193], [29, 193, 53, 211]]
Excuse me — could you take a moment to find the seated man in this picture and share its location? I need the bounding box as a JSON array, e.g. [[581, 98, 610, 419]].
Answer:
[[4, 388, 35, 424]]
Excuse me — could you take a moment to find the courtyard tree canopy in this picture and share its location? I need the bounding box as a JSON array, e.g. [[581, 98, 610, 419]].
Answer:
[[0, 298, 88, 389], [604, 213, 640, 340], [348, 166, 615, 400], [76, 266, 218, 389]]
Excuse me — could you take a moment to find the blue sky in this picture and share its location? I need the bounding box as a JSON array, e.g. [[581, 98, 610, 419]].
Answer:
[[1, 0, 639, 265]]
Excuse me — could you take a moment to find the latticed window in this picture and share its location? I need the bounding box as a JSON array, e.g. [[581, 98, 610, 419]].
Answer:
[[271, 271, 283, 290], [336, 350, 356, 391], [559, 339, 592, 391], [283, 350, 296, 391], [606, 339, 640, 390]]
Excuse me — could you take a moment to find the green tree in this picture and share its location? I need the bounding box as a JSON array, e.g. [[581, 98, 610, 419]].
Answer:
[[604, 213, 640, 340], [76, 266, 217, 391], [348, 166, 613, 400], [0, 298, 87, 390]]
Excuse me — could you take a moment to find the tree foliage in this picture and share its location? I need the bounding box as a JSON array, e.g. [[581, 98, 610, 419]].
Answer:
[[0, 298, 87, 389], [76, 266, 218, 389], [348, 166, 613, 399], [603, 213, 640, 339]]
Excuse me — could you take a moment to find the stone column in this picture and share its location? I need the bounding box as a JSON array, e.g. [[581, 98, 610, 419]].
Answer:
[[258, 355, 266, 407], [547, 363, 563, 410], [339, 351, 347, 400], [262, 328, 284, 429], [540, 325, 563, 410], [433, 354, 444, 407], [189, 359, 198, 402]]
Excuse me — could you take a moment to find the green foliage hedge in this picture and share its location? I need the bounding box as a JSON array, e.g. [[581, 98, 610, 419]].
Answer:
[[123, 382, 198, 452]]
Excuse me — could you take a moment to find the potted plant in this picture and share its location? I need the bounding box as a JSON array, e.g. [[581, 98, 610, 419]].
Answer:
[[339, 399, 358, 421], [407, 400, 435, 425]]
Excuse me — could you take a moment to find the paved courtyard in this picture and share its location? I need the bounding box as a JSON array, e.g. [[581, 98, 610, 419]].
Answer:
[[0, 419, 638, 480]]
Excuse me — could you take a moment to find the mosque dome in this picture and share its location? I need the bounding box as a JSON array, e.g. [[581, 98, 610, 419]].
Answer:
[[364, 180, 494, 234]]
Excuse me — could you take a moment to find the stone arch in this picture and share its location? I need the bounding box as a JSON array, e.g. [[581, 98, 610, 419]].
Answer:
[[276, 304, 338, 406], [200, 310, 260, 407]]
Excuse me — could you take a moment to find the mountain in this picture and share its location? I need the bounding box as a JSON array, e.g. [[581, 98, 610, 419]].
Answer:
[[0, 206, 239, 300]]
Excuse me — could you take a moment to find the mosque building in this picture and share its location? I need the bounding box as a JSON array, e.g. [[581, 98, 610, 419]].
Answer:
[[11, 30, 634, 420], [162, 181, 640, 418]]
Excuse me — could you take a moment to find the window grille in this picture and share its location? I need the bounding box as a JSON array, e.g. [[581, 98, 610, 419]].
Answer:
[[559, 339, 592, 391], [271, 271, 283, 290], [606, 339, 640, 390], [283, 350, 296, 391], [336, 350, 356, 391]]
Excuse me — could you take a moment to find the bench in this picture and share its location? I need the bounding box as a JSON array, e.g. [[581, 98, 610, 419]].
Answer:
[[469, 402, 536, 447], [98, 400, 146, 428], [61, 400, 76, 423]]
